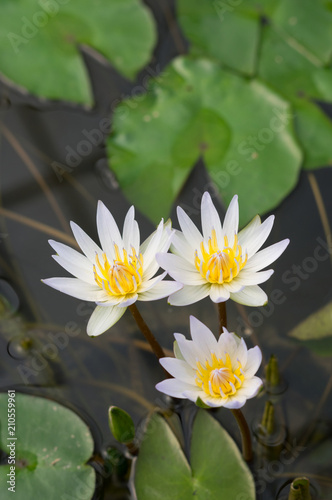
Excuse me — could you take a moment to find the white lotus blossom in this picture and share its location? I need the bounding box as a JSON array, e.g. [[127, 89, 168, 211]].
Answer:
[[157, 192, 289, 307], [43, 202, 181, 336], [156, 316, 262, 409]]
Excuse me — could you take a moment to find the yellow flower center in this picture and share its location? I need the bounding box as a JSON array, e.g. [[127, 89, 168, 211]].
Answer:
[[196, 352, 244, 398], [93, 244, 143, 296], [194, 229, 247, 284]]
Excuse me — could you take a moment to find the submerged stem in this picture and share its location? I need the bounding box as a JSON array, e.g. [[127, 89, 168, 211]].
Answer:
[[128, 304, 166, 361], [231, 408, 253, 462], [217, 301, 227, 335]]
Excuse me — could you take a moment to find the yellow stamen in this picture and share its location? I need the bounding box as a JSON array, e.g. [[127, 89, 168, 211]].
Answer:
[[195, 352, 244, 399], [93, 245, 143, 296], [194, 229, 247, 284]]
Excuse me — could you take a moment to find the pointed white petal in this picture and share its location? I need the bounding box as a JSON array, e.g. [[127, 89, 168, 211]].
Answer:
[[217, 331, 238, 362], [222, 281, 245, 294], [141, 220, 163, 277], [244, 346, 262, 378], [245, 239, 290, 272], [168, 284, 210, 306], [52, 255, 95, 285], [123, 206, 140, 251], [189, 316, 218, 359], [223, 396, 247, 409], [138, 272, 167, 293], [87, 305, 126, 336], [235, 269, 274, 286], [201, 192, 224, 246], [222, 195, 239, 247], [177, 206, 203, 250], [155, 378, 196, 398], [170, 230, 195, 263], [70, 221, 102, 262], [159, 358, 195, 383], [43, 277, 106, 301], [238, 376, 263, 398], [174, 333, 201, 368], [138, 281, 182, 301], [209, 284, 230, 303], [96, 201, 123, 259], [245, 215, 275, 258], [156, 253, 206, 285], [118, 294, 138, 307], [230, 285, 268, 306], [238, 215, 261, 248], [196, 394, 228, 408]]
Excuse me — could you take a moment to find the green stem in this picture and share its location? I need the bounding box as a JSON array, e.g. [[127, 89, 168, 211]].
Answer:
[[288, 477, 312, 500], [217, 301, 227, 335], [128, 304, 166, 360], [231, 409, 253, 462]]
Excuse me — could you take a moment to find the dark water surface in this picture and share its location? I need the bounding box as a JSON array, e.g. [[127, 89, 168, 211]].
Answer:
[[0, 2, 332, 498]]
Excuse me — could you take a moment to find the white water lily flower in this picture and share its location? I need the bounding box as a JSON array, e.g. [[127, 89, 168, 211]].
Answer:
[[156, 316, 262, 409], [157, 192, 289, 307], [43, 202, 182, 336]]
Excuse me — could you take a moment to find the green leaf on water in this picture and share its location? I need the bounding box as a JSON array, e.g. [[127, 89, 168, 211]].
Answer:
[[289, 301, 332, 341], [0, 0, 156, 105], [108, 56, 302, 226], [134, 410, 255, 500], [0, 393, 95, 500]]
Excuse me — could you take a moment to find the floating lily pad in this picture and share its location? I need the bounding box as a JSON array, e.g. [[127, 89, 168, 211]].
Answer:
[[0, 0, 156, 105], [0, 393, 95, 500], [108, 56, 302, 226], [134, 410, 255, 499]]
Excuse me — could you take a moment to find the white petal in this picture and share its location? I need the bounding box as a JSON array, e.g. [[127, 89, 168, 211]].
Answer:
[[52, 255, 95, 285], [96, 201, 123, 259], [223, 396, 247, 409], [238, 377, 263, 398], [174, 333, 201, 368], [217, 331, 239, 362], [43, 277, 106, 301], [118, 294, 138, 307], [159, 358, 195, 383], [209, 284, 230, 303], [222, 281, 245, 294], [245, 215, 275, 258], [235, 269, 274, 286], [138, 281, 182, 301], [174, 340, 185, 361], [87, 305, 126, 336], [123, 206, 140, 251], [230, 285, 268, 306], [189, 316, 218, 361], [196, 394, 228, 408], [245, 239, 290, 272], [244, 346, 262, 378], [138, 272, 167, 293], [141, 220, 163, 278], [170, 230, 195, 263], [236, 337, 248, 367], [156, 253, 206, 285], [70, 221, 102, 262], [155, 378, 196, 398], [238, 215, 261, 248], [177, 206, 203, 250], [49, 239, 91, 271], [201, 192, 224, 246], [222, 195, 239, 247], [168, 284, 210, 306]]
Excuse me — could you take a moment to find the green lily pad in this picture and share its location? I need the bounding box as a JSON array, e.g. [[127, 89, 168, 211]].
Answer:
[[258, 1, 332, 167], [0, 393, 95, 500], [177, 0, 260, 75], [108, 56, 302, 226], [0, 0, 156, 105], [289, 301, 332, 341], [134, 410, 255, 499]]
